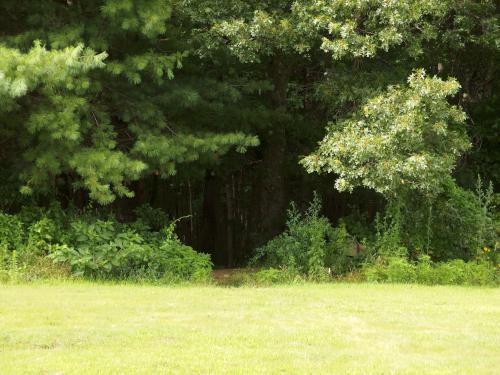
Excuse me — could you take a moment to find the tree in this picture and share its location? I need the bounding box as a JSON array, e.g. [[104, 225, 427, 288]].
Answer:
[[0, 0, 258, 204], [177, 0, 460, 241], [302, 70, 470, 198]]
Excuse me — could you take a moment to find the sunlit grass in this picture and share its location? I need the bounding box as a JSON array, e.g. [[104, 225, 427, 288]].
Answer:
[[0, 283, 498, 374]]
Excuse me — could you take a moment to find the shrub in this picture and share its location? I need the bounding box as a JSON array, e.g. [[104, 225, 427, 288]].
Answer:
[[0, 243, 8, 269], [0, 212, 23, 251], [326, 223, 357, 275], [363, 257, 416, 283], [359, 176, 497, 263], [390, 179, 497, 261], [49, 223, 151, 278], [367, 202, 409, 259], [414, 255, 434, 284], [154, 223, 213, 283], [363, 259, 388, 283], [462, 261, 498, 285], [49, 219, 212, 282], [251, 195, 357, 280], [427, 181, 494, 260], [0, 207, 212, 283], [386, 257, 416, 283], [363, 255, 498, 286], [25, 217, 60, 255]]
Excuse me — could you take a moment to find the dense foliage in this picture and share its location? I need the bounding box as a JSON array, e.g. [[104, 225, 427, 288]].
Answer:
[[0, 1, 498, 282], [303, 71, 469, 197], [0, 206, 212, 282], [249, 196, 498, 286], [251, 196, 356, 280]]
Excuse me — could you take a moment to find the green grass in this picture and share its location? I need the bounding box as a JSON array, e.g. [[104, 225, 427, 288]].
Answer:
[[0, 283, 499, 374]]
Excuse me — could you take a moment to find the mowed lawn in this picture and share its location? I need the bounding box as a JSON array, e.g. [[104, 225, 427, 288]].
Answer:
[[0, 283, 499, 374]]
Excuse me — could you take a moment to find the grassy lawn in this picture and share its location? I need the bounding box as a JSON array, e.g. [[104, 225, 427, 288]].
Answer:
[[0, 283, 498, 374]]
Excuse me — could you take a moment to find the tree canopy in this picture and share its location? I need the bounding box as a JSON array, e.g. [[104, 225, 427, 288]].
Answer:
[[303, 70, 470, 197]]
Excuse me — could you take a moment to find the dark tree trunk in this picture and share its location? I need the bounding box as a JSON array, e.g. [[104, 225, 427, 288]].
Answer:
[[225, 179, 235, 267], [254, 56, 290, 244], [200, 172, 218, 260]]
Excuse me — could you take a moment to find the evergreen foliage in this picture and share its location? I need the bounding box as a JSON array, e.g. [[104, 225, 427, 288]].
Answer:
[[0, 0, 259, 204]]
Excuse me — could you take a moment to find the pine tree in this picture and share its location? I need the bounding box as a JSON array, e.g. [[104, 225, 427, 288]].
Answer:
[[0, 0, 258, 204]]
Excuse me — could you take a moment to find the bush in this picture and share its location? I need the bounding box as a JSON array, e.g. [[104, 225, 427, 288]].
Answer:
[[49, 221, 152, 278], [362, 198, 499, 286], [395, 179, 497, 261], [326, 223, 358, 275], [363, 255, 498, 286], [251, 195, 357, 280], [0, 243, 8, 270], [429, 181, 495, 260], [0, 208, 212, 283], [365, 202, 408, 260], [363, 257, 416, 283], [361, 177, 497, 263], [49, 219, 212, 282], [386, 257, 416, 283], [414, 255, 434, 284], [25, 217, 60, 255], [154, 223, 213, 283], [0, 212, 23, 251]]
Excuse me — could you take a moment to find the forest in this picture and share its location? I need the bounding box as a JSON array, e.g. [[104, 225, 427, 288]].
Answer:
[[0, 0, 498, 285]]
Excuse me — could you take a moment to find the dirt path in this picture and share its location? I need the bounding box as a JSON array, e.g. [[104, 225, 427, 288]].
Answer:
[[212, 268, 245, 282]]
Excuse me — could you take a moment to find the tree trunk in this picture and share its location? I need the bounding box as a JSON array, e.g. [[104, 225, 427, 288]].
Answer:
[[255, 56, 289, 244], [225, 179, 235, 267]]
